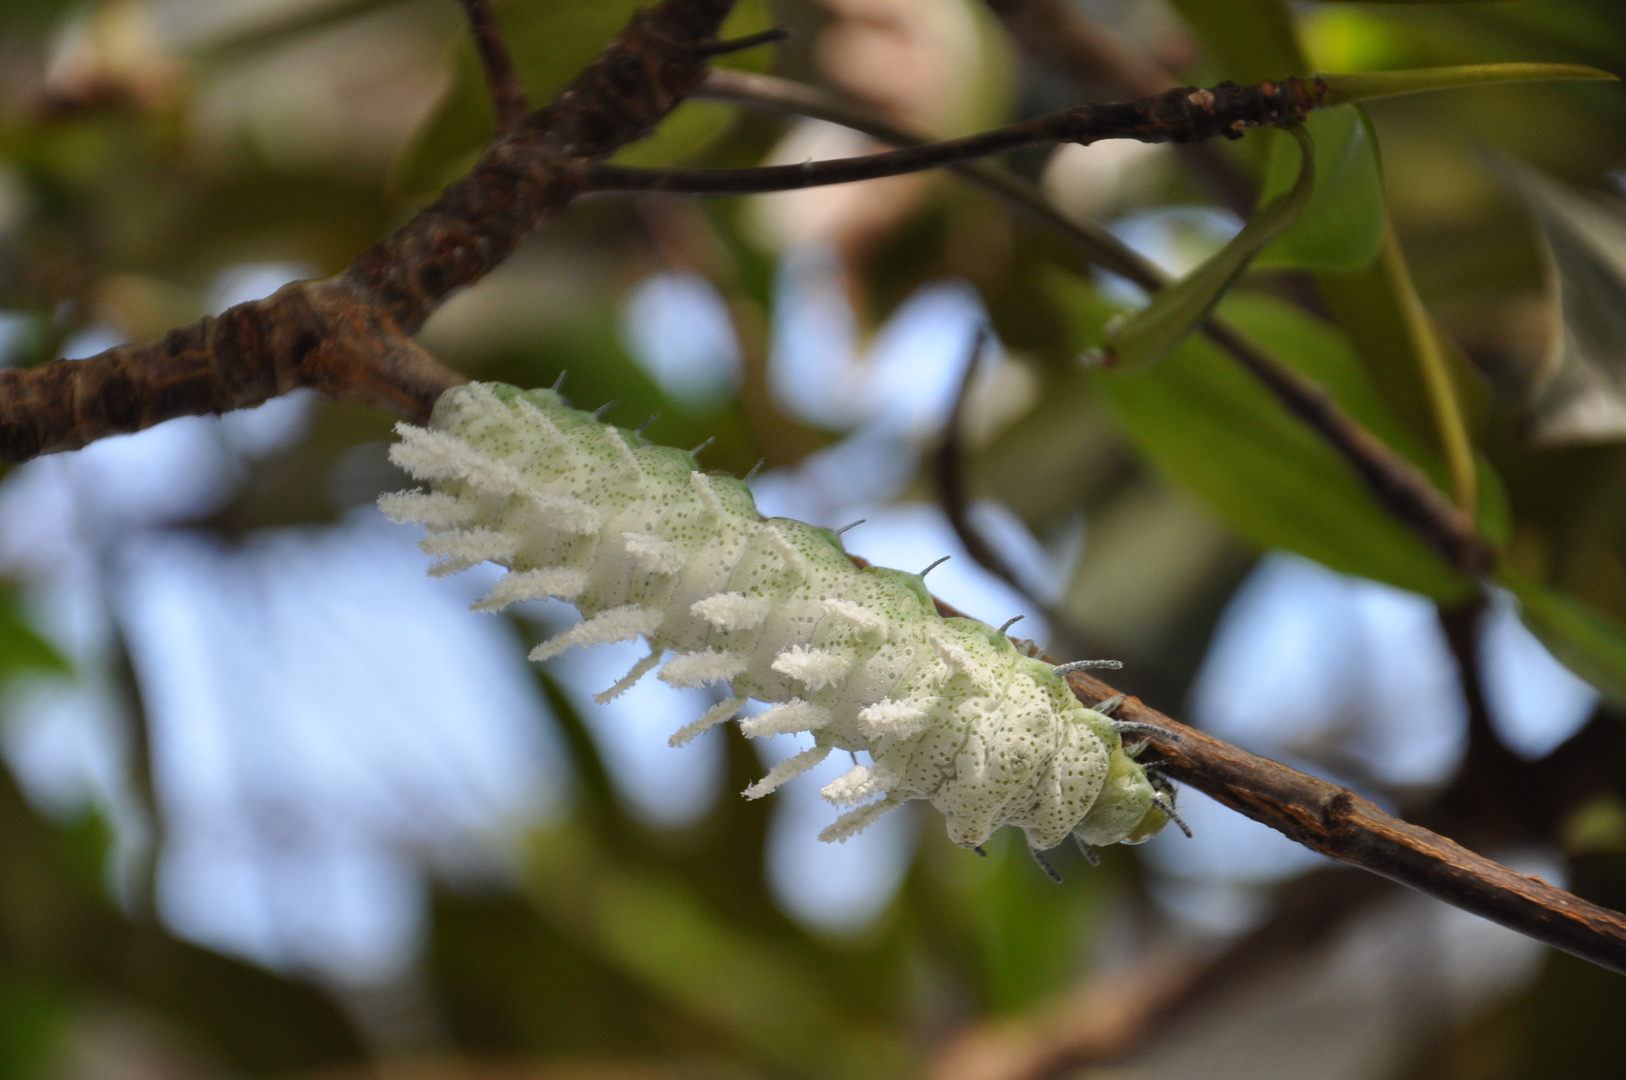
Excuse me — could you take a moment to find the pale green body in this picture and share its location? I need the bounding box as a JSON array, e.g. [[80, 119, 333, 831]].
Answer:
[[382, 382, 1163, 851]]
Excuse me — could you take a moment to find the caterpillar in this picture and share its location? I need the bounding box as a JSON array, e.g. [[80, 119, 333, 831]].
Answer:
[[380, 382, 1177, 865]]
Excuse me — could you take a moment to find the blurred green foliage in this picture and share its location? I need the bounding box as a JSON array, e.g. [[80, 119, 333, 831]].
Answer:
[[2, 0, 1626, 1077]]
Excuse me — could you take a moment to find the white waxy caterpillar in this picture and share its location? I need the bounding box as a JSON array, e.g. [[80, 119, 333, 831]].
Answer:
[[382, 382, 1173, 858]]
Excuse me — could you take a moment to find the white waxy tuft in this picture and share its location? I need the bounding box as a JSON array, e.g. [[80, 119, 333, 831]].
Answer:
[[603, 426, 642, 478], [762, 525, 805, 579], [472, 568, 589, 611], [818, 795, 905, 843], [419, 528, 519, 576], [690, 592, 772, 632], [378, 490, 467, 529], [622, 531, 685, 575], [513, 397, 566, 444], [743, 745, 831, 800], [856, 699, 931, 740], [392, 424, 529, 497], [595, 648, 664, 704], [669, 695, 746, 747], [821, 765, 893, 806], [464, 381, 511, 422], [529, 605, 662, 662], [659, 649, 749, 688], [820, 598, 887, 638], [739, 699, 832, 738], [528, 492, 601, 535], [690, 471, 725, 517], [931, 632, 980, 678], [771, 645, 852, 691]]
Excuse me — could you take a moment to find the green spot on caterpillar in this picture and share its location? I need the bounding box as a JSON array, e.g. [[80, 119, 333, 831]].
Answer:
[[383, 382, 1174, 856]]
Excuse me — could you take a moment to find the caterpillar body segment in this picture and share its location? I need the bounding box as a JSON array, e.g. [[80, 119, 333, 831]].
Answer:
[[385, 383, 1168, 854]]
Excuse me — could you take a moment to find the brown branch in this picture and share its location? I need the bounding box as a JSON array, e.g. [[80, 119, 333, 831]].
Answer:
[[695, 69, 1493, 576], [1063, 668, 1626, 975], [876, 574, 1626, 972], [590, 75, 1323, 195], [0, 0, 741, 460], [457, 0, 527, 131], [1200, 320, 1490, 574]]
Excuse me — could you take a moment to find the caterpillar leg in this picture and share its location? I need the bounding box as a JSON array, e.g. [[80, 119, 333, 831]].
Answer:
[[1093, 693, 1125, 716], [1148, 782, 1192, 838], [1110, 718, 1181, 741], [1029, 845, 1063, 884], [1053, 659, 1123, 675], [1072, 834, 1101, 867]]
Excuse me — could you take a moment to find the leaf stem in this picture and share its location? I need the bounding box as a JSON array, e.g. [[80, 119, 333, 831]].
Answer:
[[1383, 224, 1479, 520]]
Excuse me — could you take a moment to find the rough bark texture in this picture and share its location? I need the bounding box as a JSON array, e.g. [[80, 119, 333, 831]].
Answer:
[[902, 582, 1626, 976], [1066, 667, 1626, 974], [0, 0, 738, 459]]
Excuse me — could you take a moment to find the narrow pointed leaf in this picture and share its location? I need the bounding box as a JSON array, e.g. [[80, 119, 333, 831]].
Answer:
[[1107, 125, 1315, 369], [1491, 156, 1626, 443], [1320, 64, 1617, 108]]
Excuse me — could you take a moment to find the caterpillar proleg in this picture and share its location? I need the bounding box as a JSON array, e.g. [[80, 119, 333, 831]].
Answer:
[[383, 383, 1172, 855]]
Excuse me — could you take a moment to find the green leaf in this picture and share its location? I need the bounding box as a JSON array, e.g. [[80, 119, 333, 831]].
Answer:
[[1320, 63, 1618, 108], [1057, 281, 1475, 600], [1490, 156, 1626, 442], [0, 586, 68, 684], [1106, 125, 1316, 370], [1254, 105, 1385, 272], [1498, 567, 1626, 707]]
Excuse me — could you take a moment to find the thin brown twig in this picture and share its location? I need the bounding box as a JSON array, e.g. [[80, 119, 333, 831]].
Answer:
[[928, 326, 1107, 657], [457, 0, 527, 131], [979, 0, 1256, 216], [933, 327, 1036, 597], [589, 76, 1324, 195], [694, 69, 1492, 576]]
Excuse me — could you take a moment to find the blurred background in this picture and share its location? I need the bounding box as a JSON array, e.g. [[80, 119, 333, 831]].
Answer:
[[1, 0, 1626, 1077]]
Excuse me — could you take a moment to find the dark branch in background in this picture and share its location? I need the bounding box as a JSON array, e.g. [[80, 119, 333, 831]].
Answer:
[[930, 867, 1395, 1080], [590, 76, 1323, 194], [934, 328, 1039, 598], [931, 325, 1102, 655], [695, 69, 1492, 577], [457, 0, 527, 131], [980, 0, 1256, 216], [0, 0, 740, 459], [697, 25, 790, 58]]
